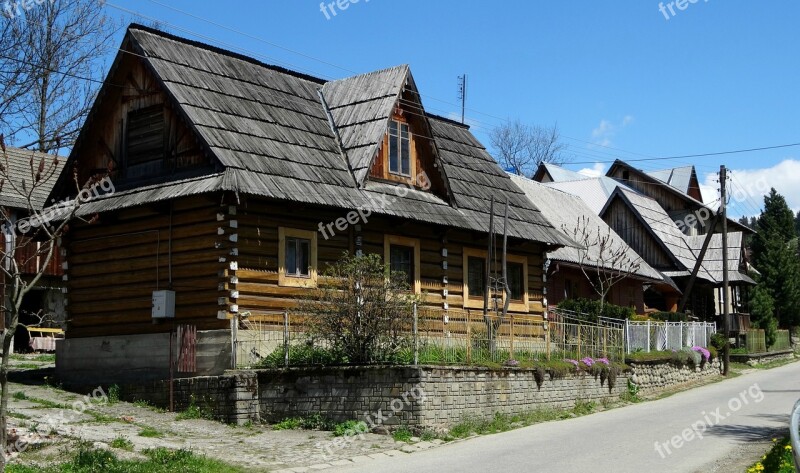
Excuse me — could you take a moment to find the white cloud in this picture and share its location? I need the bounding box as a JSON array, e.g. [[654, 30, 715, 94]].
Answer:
[[578, 162, 606, 178], [700, 158, 800, 217], [590, 116, 634, 148]]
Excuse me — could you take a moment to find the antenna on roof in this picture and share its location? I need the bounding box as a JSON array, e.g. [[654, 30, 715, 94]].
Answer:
[[457, 74, 467, 124]]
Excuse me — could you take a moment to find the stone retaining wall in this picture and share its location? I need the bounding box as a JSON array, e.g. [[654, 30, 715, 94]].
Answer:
[[628, 359, 722, 394], [730, 350, 795, 366], [94, 359, 725, 429]]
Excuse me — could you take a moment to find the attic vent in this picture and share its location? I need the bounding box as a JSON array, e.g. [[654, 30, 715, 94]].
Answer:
[[126, 105, 164, 172]]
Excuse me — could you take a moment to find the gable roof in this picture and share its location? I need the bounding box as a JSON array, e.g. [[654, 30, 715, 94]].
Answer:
[[607, 159, 752, 234], [603, 187, 714, 281], [685, 232, 756, 285], [510, 174, 662, 281], [532, 163, 587, 183], [68, 24, 573, 247], [542, 176, 634, 215], [645, 166, 695, 195], [0, 146, 65, 211]]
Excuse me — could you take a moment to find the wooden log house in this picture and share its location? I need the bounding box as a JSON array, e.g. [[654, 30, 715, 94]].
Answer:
[[53, 25, 575, 384]]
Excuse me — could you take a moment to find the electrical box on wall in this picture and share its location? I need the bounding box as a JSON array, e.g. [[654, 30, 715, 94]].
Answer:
[[152, 290, 175, 318]]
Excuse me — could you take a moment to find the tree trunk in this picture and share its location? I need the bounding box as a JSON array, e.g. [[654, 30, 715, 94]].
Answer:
[[0, 317, 14, 471]]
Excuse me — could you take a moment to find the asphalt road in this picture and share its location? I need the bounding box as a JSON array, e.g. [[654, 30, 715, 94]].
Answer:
[[327, 362, 800, 473]]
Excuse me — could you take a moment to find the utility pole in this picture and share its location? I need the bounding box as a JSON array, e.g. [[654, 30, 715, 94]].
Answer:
[[458, 74, 467, 124], [720, 165, 730, 376]]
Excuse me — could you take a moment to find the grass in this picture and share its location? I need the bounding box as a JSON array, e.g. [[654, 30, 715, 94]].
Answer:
[[332, 420, 365, 437], [272, 413, 334, 431], [110, 436, 134, 452], [7, 445, 245, 473], [138, 426, 164, 438], [132, 400, 165, 413], [9, 353, 55, 363], [13, 391, 27, 400], [392, 426, 413, 443], [747, 437, 795, 473], [446, 401, 598, 440], [175, 396, 214, 421]]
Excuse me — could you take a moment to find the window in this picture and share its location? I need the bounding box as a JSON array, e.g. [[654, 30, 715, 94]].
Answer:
[[384, 235, 420, 293], [507, 262, 524, 301], [285, 237, 310, 277], [126, 105, 164, 168], [388, 119, 411, 176], [467, 257, 486, 299], [279, 228, 317, 287], [389, 245, 414, 287], [463, 249, 528, 311]]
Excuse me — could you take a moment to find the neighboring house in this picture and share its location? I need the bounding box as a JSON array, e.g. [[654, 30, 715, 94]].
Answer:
[[533, 162, 755, 317], [0, 146, 67, 351], [52, 25, 574, 385], [511, 174, 665, 314]]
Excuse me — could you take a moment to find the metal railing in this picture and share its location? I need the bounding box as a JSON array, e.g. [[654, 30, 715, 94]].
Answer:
[[791, 399, 800, 472], [624, 320, 716, 353], [231, 305, 625, 368]]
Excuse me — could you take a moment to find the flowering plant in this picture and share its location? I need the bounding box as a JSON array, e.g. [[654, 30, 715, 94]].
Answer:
[[581, 357, 594, 367], [595, 357, 610, 365], [564, 359, 579, 370], [691, 346, 711, 361]]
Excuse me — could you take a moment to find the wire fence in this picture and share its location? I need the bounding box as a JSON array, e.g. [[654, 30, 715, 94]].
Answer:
[[231, 305, 625, 369], [745, 329, 791, 353], [624, 320, 716, 353]]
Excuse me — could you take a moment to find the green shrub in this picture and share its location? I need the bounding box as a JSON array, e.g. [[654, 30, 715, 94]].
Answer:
[[333, 420, 365, 437], [256, 343, 346, 368], [710, 333, 728, 352], [110, 436, 134, 451], [650, 311, 690, 322], [392, 426, 413, 442], [557, 298, 634, 322]]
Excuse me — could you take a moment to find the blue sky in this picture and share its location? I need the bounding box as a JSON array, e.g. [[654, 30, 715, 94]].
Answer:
[[101, 0, 800, 216]]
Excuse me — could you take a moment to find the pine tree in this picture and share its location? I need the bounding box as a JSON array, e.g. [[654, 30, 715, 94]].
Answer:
[[748, 283, 777, 348], [795, 210, 800, 238], [751, 189, 800, 328]]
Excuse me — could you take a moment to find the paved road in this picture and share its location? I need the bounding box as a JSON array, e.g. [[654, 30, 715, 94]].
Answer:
[[327, 362, 800, 473]]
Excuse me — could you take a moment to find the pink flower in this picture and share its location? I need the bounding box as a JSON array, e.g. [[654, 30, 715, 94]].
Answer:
[[692, 346, 710, 361]]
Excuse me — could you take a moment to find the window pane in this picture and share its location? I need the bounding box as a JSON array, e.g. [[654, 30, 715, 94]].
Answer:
[[400, 124, 410, 175], [299, 240, 310, 277], [507, 263, 524, 300], [389, 133, 399, 173], [286, 237, 297, 276], [390, 245, 413, 287], [468, 257, 486, 298]]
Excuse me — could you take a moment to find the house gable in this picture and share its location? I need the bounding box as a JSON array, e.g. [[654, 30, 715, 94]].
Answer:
[[65, 31, 211, 192]]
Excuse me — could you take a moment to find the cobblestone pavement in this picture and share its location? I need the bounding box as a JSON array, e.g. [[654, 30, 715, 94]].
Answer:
[[4, 359, 445, 472]]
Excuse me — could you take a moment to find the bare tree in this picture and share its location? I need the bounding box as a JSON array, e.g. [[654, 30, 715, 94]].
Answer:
[[490, 120, 569, 177], [566, 216, 643, 309], [0, 0, 118, 152], [0, 136, 105, 470]]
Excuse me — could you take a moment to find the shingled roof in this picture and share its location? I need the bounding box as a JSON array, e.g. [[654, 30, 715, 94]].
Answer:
[[69, 24, 573, 247], [511, 174, 662, 281], [0, 146, 64, 211]]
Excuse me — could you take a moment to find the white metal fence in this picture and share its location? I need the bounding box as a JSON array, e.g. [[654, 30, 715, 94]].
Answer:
[[625, 320, 716, 353]]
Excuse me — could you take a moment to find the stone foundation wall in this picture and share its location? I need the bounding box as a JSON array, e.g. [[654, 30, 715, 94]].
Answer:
[[81, 359, 727, 429], [730, 350, 795, 366], [628, 359, 722, 394]]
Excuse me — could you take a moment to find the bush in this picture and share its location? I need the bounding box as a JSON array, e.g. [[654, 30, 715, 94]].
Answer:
[[650, 311, 690, 322], [257, 343, 345, 368], [556, 298, 634, 323], [297, 253, 419, 364], [710, 333, 728, 352]]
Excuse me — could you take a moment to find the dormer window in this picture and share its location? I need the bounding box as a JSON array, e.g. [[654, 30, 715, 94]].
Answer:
[[388, 119, 410, 176]]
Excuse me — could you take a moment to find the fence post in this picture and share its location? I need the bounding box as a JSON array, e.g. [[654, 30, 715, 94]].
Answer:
[[466, 309, 472, 364], [646, 320, 651, 353], [413, 303, 419, 366], [510, 315, 515, 361], [283, 310, 289, 369], [545, 319, 551, 361], [625, 320, 630, 354], [577, 325, 582, 359]]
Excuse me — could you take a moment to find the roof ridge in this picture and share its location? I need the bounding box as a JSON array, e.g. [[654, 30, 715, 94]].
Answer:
[[326, 64, 409, 84], [127, 23, 328, 85]]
